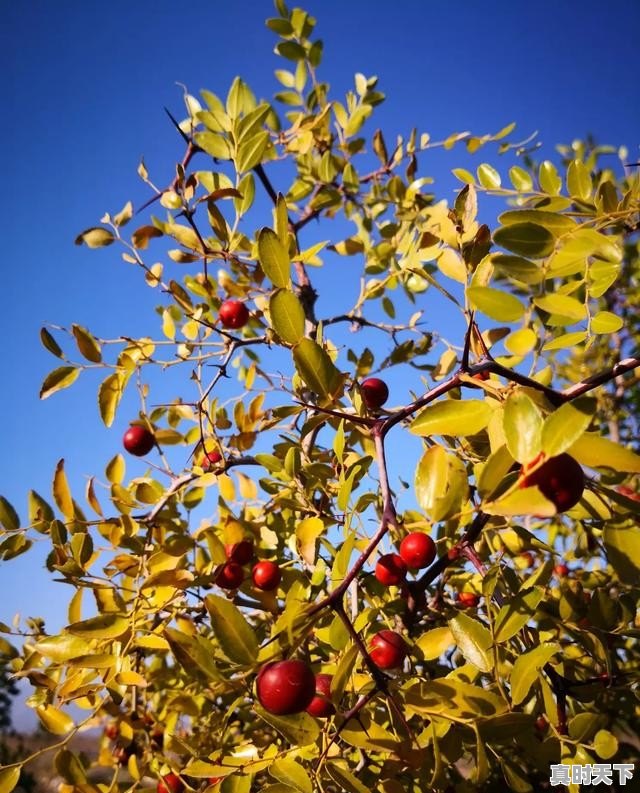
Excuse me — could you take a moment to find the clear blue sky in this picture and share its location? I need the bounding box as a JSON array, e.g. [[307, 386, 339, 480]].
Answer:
[[2, 0, 639, 728]]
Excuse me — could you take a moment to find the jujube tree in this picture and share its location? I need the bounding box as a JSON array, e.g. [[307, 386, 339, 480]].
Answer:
[[1, 3, 639, 792]]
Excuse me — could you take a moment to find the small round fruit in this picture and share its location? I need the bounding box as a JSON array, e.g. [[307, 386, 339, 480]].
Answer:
[[202, 450, 223, 470], [252, 560, 281, 591], [219, 299, 249, 329], [216, 562, 244, 590], [554, 563, 570, 577], [519, 453, 584, 513], [105, 722, 119, 740], [399, 532, 436, 569], [157, 774, 184, 793], [534, 715, 547, 734], [360, 377, 389, 410], [256, 659, 316, 715], [520, 551, 535, 568], [375, 553, 407, 586], [225, 540, 254, 565], [123, 425, 155, 456], [369, 630, 407, 670], [457, 592, 480, 609], [306, 673, 335, 718]]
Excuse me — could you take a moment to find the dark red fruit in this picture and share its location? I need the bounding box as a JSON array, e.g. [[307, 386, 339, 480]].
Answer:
[[375, 553, 407, 586], [519, 453, 584, 512], [360, 377, 389, 409], [113, 744, 135, 765], [202, 450, 223, 470], [369, 630, 408, 670], [219, 299, 249, 329], [256, 659, 316, 715], [554, 563, 570, 577], [105, 722, 119, 740], [306, 673, 335, 718], [520, 551, 535, 568], [123, 425, 155, 456], [399, 532, 436, 569], [457, 592, 480, 608], [252, 560, 281, 591], [216, 562, 244, 590], [157, 773, 184, 793], [225, 540, 254, 565], [534, 715, 547, 733]]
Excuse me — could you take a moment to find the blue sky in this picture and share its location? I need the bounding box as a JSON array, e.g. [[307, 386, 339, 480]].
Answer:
[[2, 0, 639, 728]]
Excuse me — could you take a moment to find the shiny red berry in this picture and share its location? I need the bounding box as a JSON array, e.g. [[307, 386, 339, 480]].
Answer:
[[219, 299, 249, 329], [216, 562, 244, 590], [123, 425, 155, 456], [399, 532, 436, 569], [457, 592, 480, 608], [519, 453, 584, 512], [225, 540, 254, 565], [369, 630, 408, 670], [305, 673, 335, 718], [360, 377, 389, 409], [554, 563, 570, 577], [157, 774, 184, 793], [202, 450, 223, 470], [256, 660, 316, 715], [375, 553, 407, 586], [252, 560, 281, 591]]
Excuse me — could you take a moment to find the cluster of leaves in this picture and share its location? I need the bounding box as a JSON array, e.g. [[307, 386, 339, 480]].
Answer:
[[1, 2, 640, 792]]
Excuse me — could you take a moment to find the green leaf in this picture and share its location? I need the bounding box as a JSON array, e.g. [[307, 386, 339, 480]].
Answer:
[[53, 459, 75, 519], [36, 705, 75, 735], [72, 324, 102, 363], [269, 290, 305, 344], [194, 131, 232, 160], [493, 223, 556, 258], [591, 311, 623, 334], [541, 399, 594, 457], [67, 613, 129, 639], [437, 248, 467, 283], [74, 227, 115, 248], [539, 161, 562, 195], [593, 729, 619, 760], [295, 516, 324, 566], [498, 209, 577, 234], [205, 594, 258, 665], [484, 486, 556, 518], [449, 613, 493, 672], [34, 635, 92, 662], [603, 524, 640, 585], [534, 294, 586, 321], [40, 366, 80, 400], [416, 626, 454, 660], [40, 327, 63, 358], [467, 286, 525, 322], [504, 328, 537, 356], [477, 163, 501, 189], [494, 588, 543, 643], [414, 446, 468, 522], [236, 130, 270, 173], [254, 705, 319, 746], [293, 338, 342, 398], [503, 391, 543, 463], [326, 763, 370, 793], [569, 433, 640, 473], [566, 159, 592, 201], [0, 767, 21, 793], [0, 497, 20, 531], [542, 331, 588, 351], [410, 399, 492, 437], [164, 628, 223, 682], [404, 678, 507, 720], [508, 166, 533, 192], [270, 759, 312, 793], [510, 643, 560, 705], [258, 227, 291, 288], [98, 372, 127, 428]]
